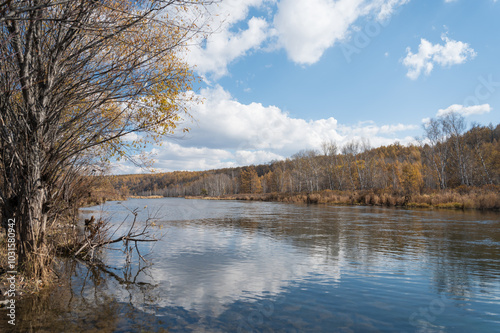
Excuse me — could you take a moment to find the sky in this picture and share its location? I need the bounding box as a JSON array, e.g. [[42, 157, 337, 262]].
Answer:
[[114, 0, 500, 174]]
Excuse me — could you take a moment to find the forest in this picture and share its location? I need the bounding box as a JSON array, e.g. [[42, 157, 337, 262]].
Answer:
[[107, 116, 500, 209]]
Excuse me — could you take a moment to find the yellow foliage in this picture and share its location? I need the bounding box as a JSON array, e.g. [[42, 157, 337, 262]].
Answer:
[[401, 162, 423, 195]]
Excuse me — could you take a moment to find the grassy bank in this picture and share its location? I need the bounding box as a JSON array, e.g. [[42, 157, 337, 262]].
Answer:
[[185, 186, 500, 211], [127, 195, 164, 199]]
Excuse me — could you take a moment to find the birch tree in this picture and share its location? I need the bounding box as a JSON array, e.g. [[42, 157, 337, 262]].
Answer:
[[423, 118, 450, 189]]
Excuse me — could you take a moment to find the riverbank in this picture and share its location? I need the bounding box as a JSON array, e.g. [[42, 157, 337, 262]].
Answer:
[[185, 187, 500, 211], [127, 195, 164, 199]]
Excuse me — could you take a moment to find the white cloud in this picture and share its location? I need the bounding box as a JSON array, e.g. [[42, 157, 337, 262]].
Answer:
[[403, 35, 476, 79], [374, 0, 410, 21], [192, 86, 418, 148], [436, 103, 492, 117], [186, 0, 411, 76], [122, 132, 139, 142], [149, 143, 237, 171], [110, 163, 144, 175], [185, 0, 272, 78], [235, 150, 284, 165], [188, 16, 270, 78], [337, 121, 417, 146], [186, 85, 345, 154], [273, 0, 363, 64], [273, 0, 409, 64], [113, 87, 419, 174], [379, 123, 419, 133]]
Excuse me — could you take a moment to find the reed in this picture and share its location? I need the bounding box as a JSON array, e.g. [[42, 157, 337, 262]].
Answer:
[[193, 186, 500, 211]]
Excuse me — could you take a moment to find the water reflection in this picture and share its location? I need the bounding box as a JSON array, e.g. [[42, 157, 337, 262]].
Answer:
[[3, 199, 500, 332]]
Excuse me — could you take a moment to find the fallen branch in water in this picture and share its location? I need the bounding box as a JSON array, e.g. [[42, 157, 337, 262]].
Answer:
[[73, 206, 160, 265]]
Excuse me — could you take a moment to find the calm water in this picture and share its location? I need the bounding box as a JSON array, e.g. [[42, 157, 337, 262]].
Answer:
[[3, 198, 500, 332]]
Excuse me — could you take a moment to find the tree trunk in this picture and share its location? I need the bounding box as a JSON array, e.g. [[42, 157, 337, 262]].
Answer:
[[15, 131, 50, 277], [17, 184, 48, 275]]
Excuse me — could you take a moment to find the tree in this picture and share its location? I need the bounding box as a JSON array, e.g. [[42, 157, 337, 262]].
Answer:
[[250, 171, 263, 194], [401, 162, 423, 195], [442, 112, 469, 185], [321, 140, 338, 190], [0, 0, 213, 277], [423, 118, 450, 189], [341, 139, 370, 190], [239, 166, 262, 194]]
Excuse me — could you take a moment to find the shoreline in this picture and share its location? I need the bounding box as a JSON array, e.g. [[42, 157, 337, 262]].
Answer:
[[127, 195, 164, 199], [183, 188, 500, 211]]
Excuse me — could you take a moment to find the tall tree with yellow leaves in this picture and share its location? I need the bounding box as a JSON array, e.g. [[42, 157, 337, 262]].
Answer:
[[0, 0, 214, 278]]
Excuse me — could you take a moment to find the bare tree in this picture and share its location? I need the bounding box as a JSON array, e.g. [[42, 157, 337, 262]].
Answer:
[[321, 140, 338, 190], [423, 118, 450, 189], [342, 139, 370, 190], [442, 112, 469, 185]]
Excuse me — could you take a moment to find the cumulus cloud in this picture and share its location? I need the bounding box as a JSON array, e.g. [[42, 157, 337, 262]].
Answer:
[[185, 0, 271, 78], [113, 87, 419, 174], [403, 35, 476, 79], [436, 103, 492, 117], [273, 0, 364, 64], [186, 85, 345, 154], [186, 0, 411, 76], [235, 150, 284, 165], [144, 87, 417, 171], [192, 86, 418, 147], [273, 0, 409, 64], [188, 16, 270, 78], [149, 143, 237, 171]]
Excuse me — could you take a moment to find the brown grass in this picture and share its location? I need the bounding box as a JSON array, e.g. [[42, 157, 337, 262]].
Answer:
[[188, 186, 500, 211], [0, 234, 49, 301], [128, 195, 164, 199]]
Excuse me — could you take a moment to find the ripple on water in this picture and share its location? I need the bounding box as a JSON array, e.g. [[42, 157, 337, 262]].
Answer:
[[3, 199, 499, 332]]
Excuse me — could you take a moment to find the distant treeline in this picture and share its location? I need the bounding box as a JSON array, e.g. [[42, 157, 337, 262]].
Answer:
[[109, 117, 500, 206]]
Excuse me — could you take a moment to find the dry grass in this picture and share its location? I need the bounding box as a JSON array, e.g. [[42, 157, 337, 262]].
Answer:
[[128, 195, 164, 199], [190, 186, 500, 211], [0, 234, 50, 302]]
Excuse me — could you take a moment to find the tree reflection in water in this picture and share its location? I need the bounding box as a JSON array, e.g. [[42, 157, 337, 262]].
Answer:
[[1, 257, 165, 333]]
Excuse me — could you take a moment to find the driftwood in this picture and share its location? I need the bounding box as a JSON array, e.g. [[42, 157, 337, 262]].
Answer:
[[74, 208, 159, 265]]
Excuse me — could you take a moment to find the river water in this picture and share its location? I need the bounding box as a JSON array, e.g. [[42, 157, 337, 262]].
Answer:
[[3, 198, 500, 332]]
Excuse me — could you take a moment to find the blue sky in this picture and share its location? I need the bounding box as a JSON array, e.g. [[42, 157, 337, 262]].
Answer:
[[115, 0, 500, 174]]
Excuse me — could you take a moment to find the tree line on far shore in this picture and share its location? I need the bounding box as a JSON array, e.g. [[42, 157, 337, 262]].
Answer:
[[109, 116, 500, 204]]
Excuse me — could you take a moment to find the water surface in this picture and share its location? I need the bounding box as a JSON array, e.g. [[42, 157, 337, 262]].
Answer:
[[3, 198, 500, 332]]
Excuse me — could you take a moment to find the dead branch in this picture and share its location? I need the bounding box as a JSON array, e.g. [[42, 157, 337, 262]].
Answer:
[[74, 208, 160, 266]]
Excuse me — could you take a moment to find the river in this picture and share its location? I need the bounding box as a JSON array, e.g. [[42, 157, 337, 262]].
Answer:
[[3, 198, 500, 332]]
